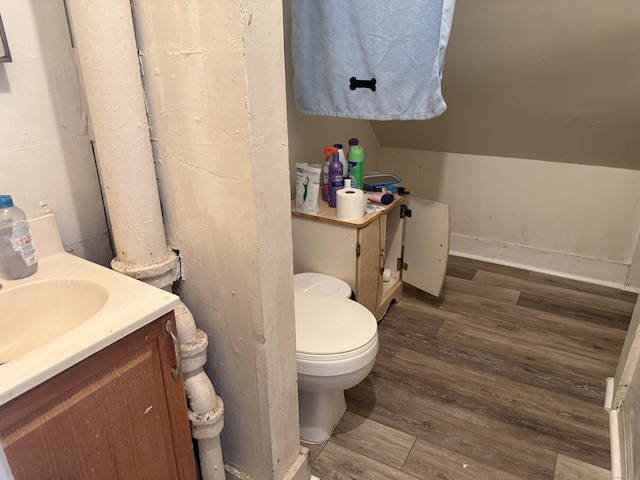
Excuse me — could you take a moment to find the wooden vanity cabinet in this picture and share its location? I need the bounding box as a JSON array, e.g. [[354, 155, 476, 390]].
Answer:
[[0, 313, 197, 480], [291, 195, 450, 320]]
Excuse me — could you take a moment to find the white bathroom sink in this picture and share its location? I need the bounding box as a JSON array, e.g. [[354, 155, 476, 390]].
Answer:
[[0, 213, 180, 406], [0, 278, 108, 364]]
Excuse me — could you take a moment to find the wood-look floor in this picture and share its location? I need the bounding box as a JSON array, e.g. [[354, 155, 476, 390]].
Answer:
[[306, 256, 637, 480]]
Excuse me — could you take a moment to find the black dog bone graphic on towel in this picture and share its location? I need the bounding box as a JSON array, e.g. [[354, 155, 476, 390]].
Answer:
[[349, 77, 376, 92]]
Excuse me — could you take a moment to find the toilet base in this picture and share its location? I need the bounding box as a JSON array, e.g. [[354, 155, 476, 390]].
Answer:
[[298, 389, 347, 444]]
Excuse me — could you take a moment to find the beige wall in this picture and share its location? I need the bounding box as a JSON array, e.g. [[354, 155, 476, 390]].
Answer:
[[0, 0, 110, 265], [380, 148, 640, 288], [371, 0, 640, 170]]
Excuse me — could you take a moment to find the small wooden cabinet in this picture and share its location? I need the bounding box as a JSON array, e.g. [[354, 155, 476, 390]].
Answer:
[[0, 313, 197, 480], [291, 195, 450, 320]]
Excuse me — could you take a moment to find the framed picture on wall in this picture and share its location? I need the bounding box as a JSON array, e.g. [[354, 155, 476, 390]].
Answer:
[[0, 14, 11, 63]]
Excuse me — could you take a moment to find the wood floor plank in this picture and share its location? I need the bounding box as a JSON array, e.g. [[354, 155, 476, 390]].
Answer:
[[415, 279, 628, 359], [429, 274, 522, 305], [375, 341, 401, 368], [382, 294, 446, 335], [377, 316, 607, 405], [447, 256, 531, 280], [346, 375, 559, 479], [330, 411, 415, 470], [473, 270, 634, 330], [312, 441, 421, 480], [553, 453, 611, 480], [403, 438, 524, 480], [436, 305, 620, 378], [303, 439, 327, 464], [390, 347, 610, 455], [381, 296, 614, 404], [408, 279, 626, 369], [527, 271, 637, 303]]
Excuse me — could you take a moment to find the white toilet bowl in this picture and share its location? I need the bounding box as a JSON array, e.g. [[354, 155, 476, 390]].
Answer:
[[294, 291, 378, 444]]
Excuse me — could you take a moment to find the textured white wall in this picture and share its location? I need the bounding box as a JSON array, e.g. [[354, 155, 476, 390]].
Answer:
[[0, 0, 110, 265]]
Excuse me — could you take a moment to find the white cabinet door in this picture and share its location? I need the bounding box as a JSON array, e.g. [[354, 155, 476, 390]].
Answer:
[[401, 197, 450, 297]]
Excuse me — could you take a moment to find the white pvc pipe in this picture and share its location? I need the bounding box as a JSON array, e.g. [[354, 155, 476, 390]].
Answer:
[[175, 304, 225, 480], [64, 0, 177, 286], [604, 377, 623, 480]]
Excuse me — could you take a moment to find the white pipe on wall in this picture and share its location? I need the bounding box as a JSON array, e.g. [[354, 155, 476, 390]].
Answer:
[[64, 2, 225, 478], [175, 304, 226, 480], [64, 0, 178, 287]]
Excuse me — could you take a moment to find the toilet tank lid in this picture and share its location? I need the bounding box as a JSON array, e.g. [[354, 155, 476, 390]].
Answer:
[[294, 272, 352, 298], [294, 292, 377, 356]]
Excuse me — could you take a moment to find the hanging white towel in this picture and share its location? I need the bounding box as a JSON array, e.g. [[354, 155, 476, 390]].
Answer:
[[291, 0, 456, 121]]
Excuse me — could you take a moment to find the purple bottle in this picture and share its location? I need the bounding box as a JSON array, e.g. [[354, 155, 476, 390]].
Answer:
[[328, 151, 344, 208]]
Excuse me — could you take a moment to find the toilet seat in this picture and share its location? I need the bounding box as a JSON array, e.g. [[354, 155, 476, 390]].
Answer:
[[294, 272, 352, 298], [294, 292, 378, 376]]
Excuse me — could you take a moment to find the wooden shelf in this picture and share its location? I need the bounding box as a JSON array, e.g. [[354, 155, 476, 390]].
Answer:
[[291, 194, 404, 228]]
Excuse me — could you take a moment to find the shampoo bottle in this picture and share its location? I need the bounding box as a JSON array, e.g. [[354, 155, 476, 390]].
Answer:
[[347, 145, 364, 189], [328, 151, 344, 208], [0, 195, 38, 279]]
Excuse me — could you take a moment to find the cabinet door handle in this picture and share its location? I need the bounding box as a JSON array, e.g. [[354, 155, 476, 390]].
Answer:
[[165, 320, 182, 380]]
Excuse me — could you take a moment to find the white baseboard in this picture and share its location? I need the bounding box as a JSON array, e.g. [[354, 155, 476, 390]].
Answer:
[[450, 234, 639, 293]]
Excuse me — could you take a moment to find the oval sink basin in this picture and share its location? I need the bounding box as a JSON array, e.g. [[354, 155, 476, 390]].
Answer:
[[0, 278, 109, 364]]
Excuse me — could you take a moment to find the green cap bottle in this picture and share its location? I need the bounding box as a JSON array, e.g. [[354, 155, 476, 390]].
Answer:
[[347, 145, 364, 189]]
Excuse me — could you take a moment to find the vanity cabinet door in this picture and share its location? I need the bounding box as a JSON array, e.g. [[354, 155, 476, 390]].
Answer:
[[0, 313, 196, 480]]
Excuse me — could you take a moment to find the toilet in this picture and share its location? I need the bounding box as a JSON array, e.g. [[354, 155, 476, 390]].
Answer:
[[293, 273, 378, 444]]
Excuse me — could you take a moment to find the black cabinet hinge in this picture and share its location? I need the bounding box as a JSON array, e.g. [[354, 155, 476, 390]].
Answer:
[[400, 204, 412, 218]]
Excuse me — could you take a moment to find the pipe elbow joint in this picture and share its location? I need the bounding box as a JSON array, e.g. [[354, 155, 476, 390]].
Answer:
[[181, 329, 209, 373], [189, 397, 225, 440]]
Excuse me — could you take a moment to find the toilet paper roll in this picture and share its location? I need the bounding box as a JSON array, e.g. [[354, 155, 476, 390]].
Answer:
[[336, 188, 366, 221], [382, 267, 391, 282]]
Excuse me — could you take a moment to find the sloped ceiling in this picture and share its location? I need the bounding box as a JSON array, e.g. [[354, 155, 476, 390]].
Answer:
[[370, 0, 640, 170]]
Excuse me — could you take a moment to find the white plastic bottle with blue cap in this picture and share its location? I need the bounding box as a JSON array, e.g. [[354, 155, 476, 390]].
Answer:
[[0, 195, 38, 279]]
